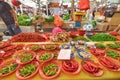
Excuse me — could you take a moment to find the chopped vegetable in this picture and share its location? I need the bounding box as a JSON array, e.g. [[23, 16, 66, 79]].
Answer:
[[43, 63, 58, 76], [21, 54, 33, 62], [40, 52, 51, 60], [29, 45, 40, 51], [0, 66, 9, 75], [73, 36, 86, 41], [107, 44, 120, 49], [96, 44, 106, 49], [106, 50, 119, 59], [0, 63, 18, 75], [20, 64, 37, 77]]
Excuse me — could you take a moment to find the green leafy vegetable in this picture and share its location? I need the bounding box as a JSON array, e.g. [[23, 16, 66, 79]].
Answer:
[[20, 64, 37, 77]]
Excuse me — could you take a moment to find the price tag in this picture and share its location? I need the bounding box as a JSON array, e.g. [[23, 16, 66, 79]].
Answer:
[[57, 49, 71, 60]]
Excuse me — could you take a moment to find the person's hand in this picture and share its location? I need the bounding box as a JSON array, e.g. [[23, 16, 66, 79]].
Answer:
[[15, 22, 19, 28]]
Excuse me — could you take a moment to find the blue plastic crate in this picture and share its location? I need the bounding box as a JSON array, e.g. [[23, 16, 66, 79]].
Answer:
[[75, 22, 81, 27]]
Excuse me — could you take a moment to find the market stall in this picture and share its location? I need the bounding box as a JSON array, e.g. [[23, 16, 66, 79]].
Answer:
[[0, 31, 120, 80]]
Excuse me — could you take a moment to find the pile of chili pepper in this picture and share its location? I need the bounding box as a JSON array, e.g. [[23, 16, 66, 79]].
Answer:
[[9, 32, 47, 42], [82, 60, 101, 74], [99, 56, 120, 71], [62, 60, 79, 72], [90, 48, 105, 57], [0, 42, 17, 58]]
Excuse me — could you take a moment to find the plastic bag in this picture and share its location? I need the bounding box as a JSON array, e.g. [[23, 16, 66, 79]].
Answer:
[[78, 0, 90, 10], [54, 15, 63, 27]]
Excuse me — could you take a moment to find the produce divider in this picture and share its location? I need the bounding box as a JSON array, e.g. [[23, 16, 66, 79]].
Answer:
[[0, 41, 120, 80]]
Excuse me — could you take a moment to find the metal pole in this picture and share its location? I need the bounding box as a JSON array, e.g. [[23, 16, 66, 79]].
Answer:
[[46, 0, 48, 16], [37, 0, 40, 15]]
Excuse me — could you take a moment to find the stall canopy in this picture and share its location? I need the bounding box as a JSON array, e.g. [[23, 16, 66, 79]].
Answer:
[[19, 0, 37, 8]]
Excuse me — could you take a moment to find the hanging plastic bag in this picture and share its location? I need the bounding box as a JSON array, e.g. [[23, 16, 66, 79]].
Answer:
[[54, 15, 63, 27], [78, 0, 90, 10]]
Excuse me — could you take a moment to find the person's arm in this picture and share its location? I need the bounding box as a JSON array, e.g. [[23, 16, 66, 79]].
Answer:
[[4, 2, 19, 28], [113, 25, 120, 32], [10, 9, 19, 28]]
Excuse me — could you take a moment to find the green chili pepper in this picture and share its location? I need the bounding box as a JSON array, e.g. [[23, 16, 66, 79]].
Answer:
[[20, 64, 37, 77], [106, 51, 120, 59], [21, 54, 33, 62]]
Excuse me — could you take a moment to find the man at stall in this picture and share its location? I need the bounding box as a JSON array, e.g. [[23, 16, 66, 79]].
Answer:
[[0, 0, 21, 36]]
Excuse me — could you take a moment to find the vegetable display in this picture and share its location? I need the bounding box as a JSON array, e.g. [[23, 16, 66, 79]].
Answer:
[[36, 51, 53, 63], [51, 32, 71, 42], [90, 48, 105, 57], [62, 60, 81, 74], [16, 61, 39, 80], [40, 52, 51, 60], [62, 14, 70, 20], [81, 60, 103, 76], [0, 60, 19, 77], [95, 44, 106, 49], [25, 44, 41, 51], [45, 16, 54, 22], [13, 50, 35, 64], [18, 15, 32, 26], [73, 36, 86, 41], [9, 32, 47, 42], [107, 43, 120, 49], [43, 44, 59, 50], [98, 56, 120, 71], [43, 63, 58, 76], [88, 33, 117, 41], [106, 50, 120, 59], [20, 64, 37, 77], [39, 62, 61, 79]]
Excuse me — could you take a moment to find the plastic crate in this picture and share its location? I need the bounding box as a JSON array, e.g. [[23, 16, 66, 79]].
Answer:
[[75, 22, 81, 27]]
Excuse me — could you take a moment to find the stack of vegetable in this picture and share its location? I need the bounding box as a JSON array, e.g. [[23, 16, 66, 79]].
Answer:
[[95, 44, 106, 49], [62, 14, 70, 20], [82, 60, 103, 76], [88, 33, 117, 41], [45, 16, 54, 22], [98, 56, 120, 71], [0, 60, 18, 77], [106, 50, 120, 59], [16, 61, 39, 79], [62, 60, 80, 74], [107, 43, 120, 49], [18, 15, 32, 26], [9, 32, 47, 42], [39, 62, 61, 79]]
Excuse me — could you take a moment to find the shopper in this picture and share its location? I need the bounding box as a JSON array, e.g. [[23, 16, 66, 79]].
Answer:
[[0, 0, 21, 36]]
